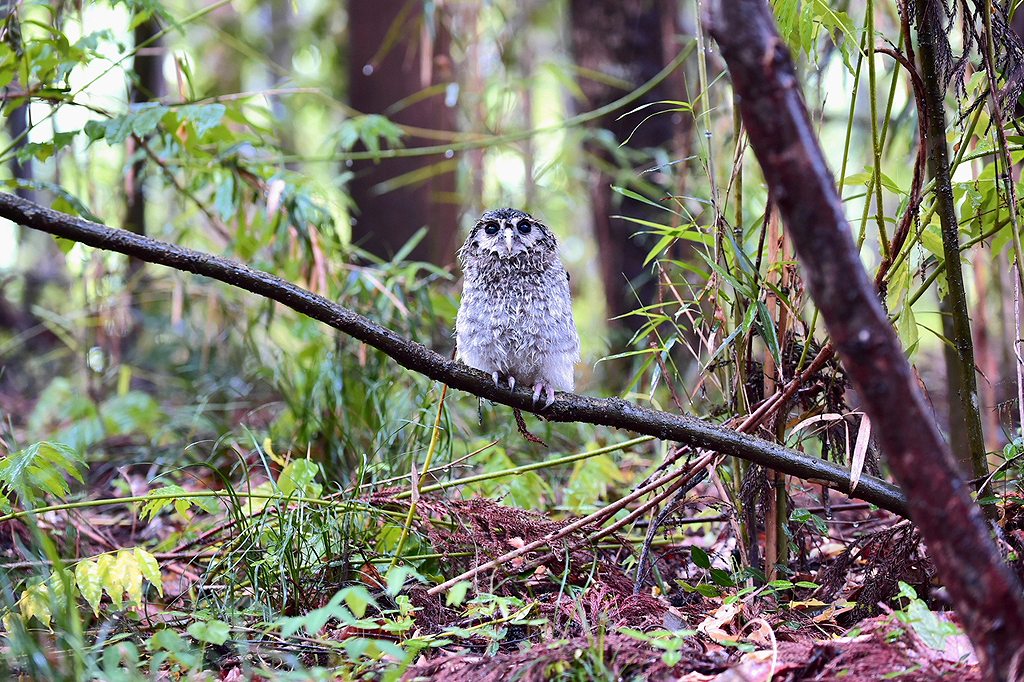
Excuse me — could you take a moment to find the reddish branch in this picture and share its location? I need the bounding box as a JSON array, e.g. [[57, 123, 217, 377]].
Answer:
[[0, 191, 907, 516], [707, 1, 1024, 679]]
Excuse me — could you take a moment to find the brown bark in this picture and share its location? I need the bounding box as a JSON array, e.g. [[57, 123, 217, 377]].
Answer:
[[569, 0, 690, 330], [346, 0, 458, 265], [708, 2, 1024, 679]]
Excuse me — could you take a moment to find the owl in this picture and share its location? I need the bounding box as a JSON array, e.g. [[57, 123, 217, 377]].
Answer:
[[455, 208, 581, 409]]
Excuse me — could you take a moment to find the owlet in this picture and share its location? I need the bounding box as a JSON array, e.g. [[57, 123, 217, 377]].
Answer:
[[455, 208, 581, 408]]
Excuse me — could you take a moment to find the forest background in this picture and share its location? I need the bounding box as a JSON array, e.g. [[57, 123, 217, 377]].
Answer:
[[1, 0, 1023, 679]]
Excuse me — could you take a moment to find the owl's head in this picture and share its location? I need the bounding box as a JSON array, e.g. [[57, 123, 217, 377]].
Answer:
[[466, 208, 552, 259]]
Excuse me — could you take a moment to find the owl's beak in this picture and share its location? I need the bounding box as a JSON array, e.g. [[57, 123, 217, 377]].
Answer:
[[504, 227, 514, 252]]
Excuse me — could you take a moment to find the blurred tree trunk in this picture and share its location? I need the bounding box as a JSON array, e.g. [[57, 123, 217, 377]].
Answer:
[[569, 0, 691, 333], [1, 1, 30, 203], [125, 17, 164, 285], [1, 2, 63, 338], [346, 0, 458, 265], [267, 0, 296, 167], [115, 15, 164, 362]]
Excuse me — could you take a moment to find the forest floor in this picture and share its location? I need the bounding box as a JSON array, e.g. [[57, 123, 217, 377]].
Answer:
[[1, 446, 996, 681], [387, 489, 983, 682]]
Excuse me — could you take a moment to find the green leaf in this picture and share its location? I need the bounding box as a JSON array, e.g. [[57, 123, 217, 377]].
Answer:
[[17, 582, 54, 629], [336, 114, 405, 152], [643, 233, 676, 266], [0, 441, 86, 504], [755, 300, 782, 369], [141, 485, 184, 520], [109, 550, 144, 607], [611, 185, 682, 216], [895, 581, 962, 650], [342, 586, 377, 618], [149, 629, 189, 653], [278, 459, 322, 497], [896, 303, 919, 355], [213, 173, 236, 221], [128, 103, 168, 136], [694, 583, 721, 598], [691, 547, 711, 569], [697, 251, 756, 299], [384, 565, 424, 596], [275, 590, 353, 637], [176, 103, 226, 138], [134, 548, 163, 597], [187, 619, 230, 645], [17, 131, 79, 162], [919, 224, 945, 259], [706, 304, 758, 366], [75, 559, 104, 616], [710, 568, 735, 587], [101, 392, 165, 437], [445, 581, 472, 607], [142, 485, 219, 520]]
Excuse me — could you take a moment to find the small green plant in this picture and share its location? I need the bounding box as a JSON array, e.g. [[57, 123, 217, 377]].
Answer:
[[619, 627, 697, 667], [890, 582, 963, 652]]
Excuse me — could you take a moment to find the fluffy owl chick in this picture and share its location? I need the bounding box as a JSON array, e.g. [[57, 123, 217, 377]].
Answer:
[[456, 208, 581, 409]]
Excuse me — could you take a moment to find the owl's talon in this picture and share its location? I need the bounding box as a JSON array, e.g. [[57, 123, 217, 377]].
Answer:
[[532, 383, 556, 410], [508, 376, 516, 391], [492, 371, 500, 387]]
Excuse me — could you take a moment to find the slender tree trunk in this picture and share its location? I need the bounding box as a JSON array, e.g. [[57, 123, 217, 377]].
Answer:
[[941, 301, 970, 455], [1, 1, 63, 338], [125, 17, 164, 285], [6, 100, 33, 203], [709, 2, 1024, 677], [267, 0, 296, 167], [763, 208, 790, 580], [972, 258, 1001, 453], [916, 5, 989, 481], [346, 0, 458, 265]]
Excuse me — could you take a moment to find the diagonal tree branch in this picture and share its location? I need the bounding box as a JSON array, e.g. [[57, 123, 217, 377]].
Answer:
[[0, 191, 908, 516], [707, 1, 1024, 679]]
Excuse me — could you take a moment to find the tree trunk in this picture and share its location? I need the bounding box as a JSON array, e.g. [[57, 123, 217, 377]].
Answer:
[[569, 0, 690, 332], [267, 0, 296, 166], [1, 1, 63, 339], [124, 17, 164, 285], [346, 0, 458, 265], [915, 3, 988, 482], [708, 1, 1024, 678]]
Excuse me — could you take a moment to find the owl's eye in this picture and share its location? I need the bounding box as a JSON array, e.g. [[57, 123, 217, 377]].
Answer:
[[483, 222, 500, 235], [517, 222, 532, 235]]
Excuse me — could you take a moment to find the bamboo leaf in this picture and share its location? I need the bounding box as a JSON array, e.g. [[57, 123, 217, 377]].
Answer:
[[850, 413, 871, 491]]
